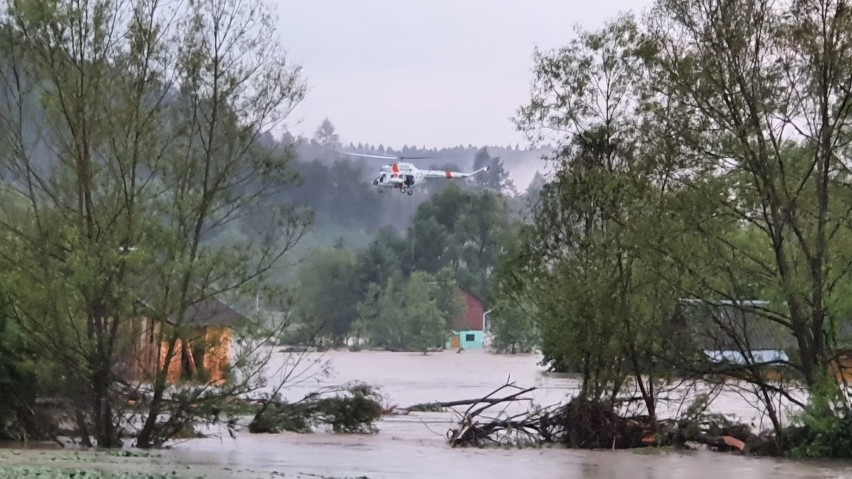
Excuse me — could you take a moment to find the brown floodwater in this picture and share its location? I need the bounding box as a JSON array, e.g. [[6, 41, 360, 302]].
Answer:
[[2, 348, 851, 478]]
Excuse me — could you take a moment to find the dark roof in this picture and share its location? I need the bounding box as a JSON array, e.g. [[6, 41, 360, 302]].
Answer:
[[166, 296, 249, 327], [675, 300, 795, 351], [458, 285, 487, 308]]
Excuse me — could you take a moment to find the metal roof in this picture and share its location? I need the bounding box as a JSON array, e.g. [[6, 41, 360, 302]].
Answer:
[[675, 300, 795, 351], [168, 296, 249, 327]]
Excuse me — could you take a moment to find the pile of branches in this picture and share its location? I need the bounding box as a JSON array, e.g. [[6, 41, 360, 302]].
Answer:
[[249, 382, 384, 434], [443, 381, 755, 453], [445, 382, 652, 448]]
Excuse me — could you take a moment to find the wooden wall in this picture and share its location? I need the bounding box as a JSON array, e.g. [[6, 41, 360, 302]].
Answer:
[[117, 316, 232, 385]]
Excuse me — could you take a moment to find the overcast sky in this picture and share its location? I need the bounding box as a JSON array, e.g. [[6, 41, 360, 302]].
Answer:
[[274, 0, 653, 150]]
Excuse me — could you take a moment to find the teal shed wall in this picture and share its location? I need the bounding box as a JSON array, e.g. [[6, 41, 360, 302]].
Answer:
[[446, 330, 484, 349]]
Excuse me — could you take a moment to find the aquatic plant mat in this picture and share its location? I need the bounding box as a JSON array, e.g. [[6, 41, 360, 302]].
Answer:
[[0, 449, 371, 479]]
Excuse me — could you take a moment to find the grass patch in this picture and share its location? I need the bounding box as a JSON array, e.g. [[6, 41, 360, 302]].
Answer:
[[631, 446, 676, 456], [0, 466, 188, 478]]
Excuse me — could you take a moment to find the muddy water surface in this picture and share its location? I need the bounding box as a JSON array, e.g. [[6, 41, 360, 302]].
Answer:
[[3, 348, 852, 478]]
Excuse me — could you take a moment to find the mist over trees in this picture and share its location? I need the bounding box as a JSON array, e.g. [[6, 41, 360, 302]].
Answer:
[[276, 119, 550, 251]]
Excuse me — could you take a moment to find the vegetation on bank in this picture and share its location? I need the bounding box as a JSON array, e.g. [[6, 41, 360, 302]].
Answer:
[[0, 469, 170, 479], [0, 0, 344, 449], [486, 0, 852, 460]]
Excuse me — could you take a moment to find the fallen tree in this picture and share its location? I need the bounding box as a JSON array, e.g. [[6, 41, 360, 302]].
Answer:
[[406, 394, 535, 413], [249, 382, 384, 434], [440, 381, 763, 454]]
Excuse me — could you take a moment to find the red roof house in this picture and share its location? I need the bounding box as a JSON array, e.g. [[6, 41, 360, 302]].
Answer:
[[448, 287, 488, 350], [452, 286, 487, 331]]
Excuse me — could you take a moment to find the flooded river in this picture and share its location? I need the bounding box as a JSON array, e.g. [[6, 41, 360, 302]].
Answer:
[[3, 348, 852, 478]]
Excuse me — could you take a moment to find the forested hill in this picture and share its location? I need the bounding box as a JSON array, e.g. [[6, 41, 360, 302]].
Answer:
[[275, 119, 553, 256]]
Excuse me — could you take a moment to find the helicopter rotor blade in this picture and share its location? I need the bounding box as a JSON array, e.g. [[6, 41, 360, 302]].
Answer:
[[335, 150, 433, 161]]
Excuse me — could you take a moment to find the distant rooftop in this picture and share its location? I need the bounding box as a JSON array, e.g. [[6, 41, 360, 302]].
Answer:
[[168, 296, 249, 327]]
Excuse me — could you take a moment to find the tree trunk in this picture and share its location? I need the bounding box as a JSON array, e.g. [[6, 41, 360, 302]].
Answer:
[[135, 376, 165, 449], [91, 363, 118, 447], [758, 382, 783, 437], [75, 410, 92, 447], [136, 337, 179, 448]]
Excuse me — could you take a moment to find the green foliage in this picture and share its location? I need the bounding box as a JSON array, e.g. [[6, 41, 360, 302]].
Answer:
[[472, 147, 515, 194], [430, 267, 466, 323], [0, 295, 35, 441], [786, 382, 852, 459], [0, 0, 311, 448], [249, 382, 383, 434], [510, 14, 677, 409], [789, 404, 852, 459], [488, 299, 538, 354], [294, 247, 360, 342], [489, 228, 539, 354], [402, 272, 454, 351], [409, 184, 511, 296], [355, 271, 456, 351], [290, 184, 510, 346], [507, 0, 852, 448], [354, 226, 409, 292]]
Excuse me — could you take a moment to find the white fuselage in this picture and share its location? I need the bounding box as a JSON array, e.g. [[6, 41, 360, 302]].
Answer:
[[372, 163, 424, 188], [370, 162, 487, 195]]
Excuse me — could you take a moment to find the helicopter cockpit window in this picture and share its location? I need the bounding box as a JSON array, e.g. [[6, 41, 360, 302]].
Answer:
[[379, 174, 386, 183]]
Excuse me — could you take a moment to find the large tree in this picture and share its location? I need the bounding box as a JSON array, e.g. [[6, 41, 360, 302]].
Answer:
[[509, 0, 852, 440], [472, 147, 515, 194], [0, 0, 309, 448], [643, 0, 852, 395], [512, 14, 680, 417], [409, 184, 511, 296], [354, 270, 459, 352], [294, 247, 360, 344]]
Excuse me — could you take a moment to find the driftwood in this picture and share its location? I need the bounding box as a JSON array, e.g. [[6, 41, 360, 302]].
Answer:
[[402, 384, 535, 412], [445, 380, 655, 448], [406, 397, 531, 412], [444, 381, 550, 447], [440, 380, 760, 453], [249, 382, 383, 434]]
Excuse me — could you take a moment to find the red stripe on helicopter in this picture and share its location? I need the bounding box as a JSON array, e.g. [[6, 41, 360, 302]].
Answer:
[[392, 163, 400, 176], [445, 171, 452, 178]]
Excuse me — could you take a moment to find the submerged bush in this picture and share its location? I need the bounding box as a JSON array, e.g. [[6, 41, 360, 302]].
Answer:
[[787, 392, 852, 459], [249, 382, 383, 434]]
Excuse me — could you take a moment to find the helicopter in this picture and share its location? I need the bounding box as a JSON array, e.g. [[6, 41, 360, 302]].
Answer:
[[336, 151, 490, 196]]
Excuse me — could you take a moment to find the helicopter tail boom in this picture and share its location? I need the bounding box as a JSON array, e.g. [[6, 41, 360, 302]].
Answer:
[[423, 165, 489, 179]]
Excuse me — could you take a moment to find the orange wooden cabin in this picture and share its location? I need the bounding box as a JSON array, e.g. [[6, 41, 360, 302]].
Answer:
[[829, 351, 852, 384], [117, 297, 247, 385]]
